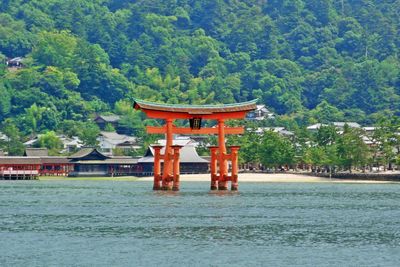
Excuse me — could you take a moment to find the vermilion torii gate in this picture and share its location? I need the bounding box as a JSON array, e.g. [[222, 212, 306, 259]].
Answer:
[[133, 98, 257, 191]]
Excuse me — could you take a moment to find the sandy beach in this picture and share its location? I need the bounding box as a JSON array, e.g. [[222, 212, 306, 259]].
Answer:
[[138, 173, 396, 183]]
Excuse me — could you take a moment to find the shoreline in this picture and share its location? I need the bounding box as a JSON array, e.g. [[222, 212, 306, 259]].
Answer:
[[137, 173, 398, 184], [34, 172, 400, 183]]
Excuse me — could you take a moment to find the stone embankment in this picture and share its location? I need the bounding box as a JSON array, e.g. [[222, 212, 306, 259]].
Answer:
[[307, 172, 400, 182]]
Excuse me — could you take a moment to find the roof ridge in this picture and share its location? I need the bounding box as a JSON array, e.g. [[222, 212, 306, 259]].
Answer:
[[133, 98, 258, 109]]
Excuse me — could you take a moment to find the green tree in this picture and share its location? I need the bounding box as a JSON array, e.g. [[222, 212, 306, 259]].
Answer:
[[337, 126, 369, 172], [315, 125, 338, 147], [79, 122, 100, 146], [1, 119, 24, 155], [114, 99, 145, 136], [32, 30, 77, 68], [227, 125, 261, 166], [372, 117, 399, 170], [306, 146, 327, 169], [24, 103, 46, 134], [310, 101, 344, 123], [259, 130, 295, 170], [0, 82, 11, 120], [0, 53, 6, 75], [0, 13, 32, 56], [104, 123, 115, 132], [37, 131, 63, 155]]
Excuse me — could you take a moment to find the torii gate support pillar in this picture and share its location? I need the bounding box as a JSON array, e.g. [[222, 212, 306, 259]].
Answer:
[[230, 146, 240, 191], [152, 145, 164, 190], [209, 146, 219, 190], [171, 145, 183, 191]]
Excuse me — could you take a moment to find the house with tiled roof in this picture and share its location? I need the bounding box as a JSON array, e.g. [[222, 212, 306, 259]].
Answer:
[[307, 122, 361, 132], [6, 57, 25, 69], [0, 132, 9, 142], [94, 114, 121, 130], [59, 135, 83, 153], [97, 131, 140, 155], [23, 134, 83, 154], [247, 127, 295, 137], [363, 126, 376, 136], [246, 104, 275, 120]]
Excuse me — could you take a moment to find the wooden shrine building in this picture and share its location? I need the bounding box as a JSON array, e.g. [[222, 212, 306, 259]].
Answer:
[[0, 156, 73, 179], [133, 98, 257, 191], [0, 157, 42, 179], [68, 148, 141, 177]]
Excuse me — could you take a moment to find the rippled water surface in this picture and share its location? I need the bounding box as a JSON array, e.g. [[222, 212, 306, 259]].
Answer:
[[1, 180, 400, 266]]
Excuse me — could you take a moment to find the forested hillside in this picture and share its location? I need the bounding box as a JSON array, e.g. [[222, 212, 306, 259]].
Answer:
[[1, 0, 400, 139]]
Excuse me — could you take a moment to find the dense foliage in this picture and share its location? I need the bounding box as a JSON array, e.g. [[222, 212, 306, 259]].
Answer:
[[0, 0, 400, 154]]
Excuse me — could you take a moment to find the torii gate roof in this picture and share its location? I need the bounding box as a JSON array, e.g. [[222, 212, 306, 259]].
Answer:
[[133, 98, 257, 119]]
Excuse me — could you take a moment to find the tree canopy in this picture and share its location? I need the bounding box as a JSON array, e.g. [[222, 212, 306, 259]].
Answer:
[[0, 0, 399, 150]]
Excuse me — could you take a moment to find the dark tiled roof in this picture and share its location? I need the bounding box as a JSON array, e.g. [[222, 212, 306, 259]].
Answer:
[[41, 157, 71, 164], [94, 115, 121, 122], [73, 158, 138, 165], [0, 157, 71, 165], [68, 148, 110, 160], [0, 155, 137, 165], [0, 157, 42, 165], [24, 148, 48, 157], [133, 98, 258, 115]]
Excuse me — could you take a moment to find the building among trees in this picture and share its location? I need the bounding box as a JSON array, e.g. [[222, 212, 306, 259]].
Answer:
[[23, 134, 83, 154], [307, 122, 361, 132], [246, 105, 275, 121], [97, 131, 140, 156], [94, 115, 121, 131], [0, 132, 9, 142], [248, 127, 294, 138], [6, 57, 25, 69]]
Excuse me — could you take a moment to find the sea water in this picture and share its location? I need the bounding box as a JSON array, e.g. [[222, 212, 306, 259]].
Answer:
[[1, 181, 400, 266]]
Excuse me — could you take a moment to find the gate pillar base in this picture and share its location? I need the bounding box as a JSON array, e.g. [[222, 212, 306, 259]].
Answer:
[[218, 179, 228, 190], [162, 176, 173, 190], [231, 183, 239, 191], [153, 186, 161, 191], [172, 177, 180, 191], [231, 173, 238, 191], [210, 174, 218, 190]]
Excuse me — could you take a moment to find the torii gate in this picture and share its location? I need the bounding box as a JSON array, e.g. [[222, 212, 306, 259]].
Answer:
[[133, 98, 257, 191]]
